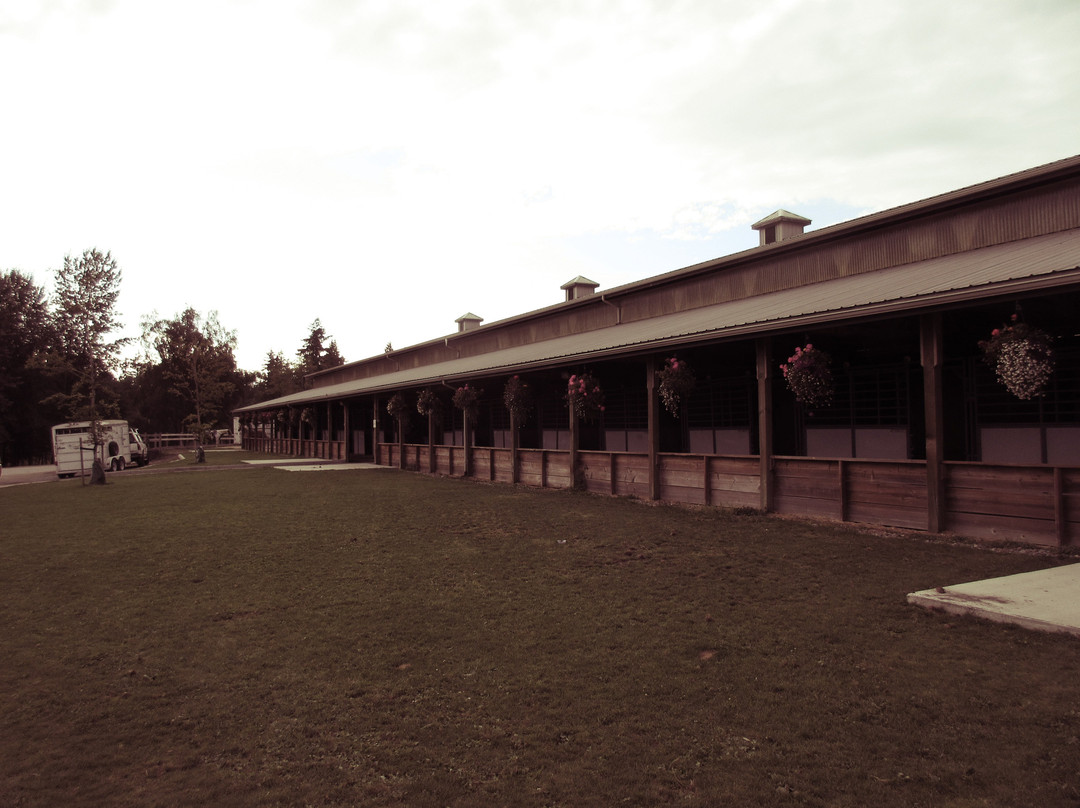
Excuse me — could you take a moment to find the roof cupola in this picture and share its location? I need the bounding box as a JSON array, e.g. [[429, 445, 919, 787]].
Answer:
[[752, 209, 811, 246]]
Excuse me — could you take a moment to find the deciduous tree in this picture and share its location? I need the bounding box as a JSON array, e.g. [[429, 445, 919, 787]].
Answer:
[[44, 249, 128, 448], [143, 308, 238, 438]]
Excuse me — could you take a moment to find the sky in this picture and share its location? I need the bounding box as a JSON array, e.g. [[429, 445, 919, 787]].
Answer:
[[2, 0, 1078, 373]]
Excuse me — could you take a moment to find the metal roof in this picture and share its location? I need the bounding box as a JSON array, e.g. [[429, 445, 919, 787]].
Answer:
[[239, 228, 1080, 411]]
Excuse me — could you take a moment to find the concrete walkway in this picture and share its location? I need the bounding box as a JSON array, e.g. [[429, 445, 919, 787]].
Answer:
[[908, 563, 1080, 638]]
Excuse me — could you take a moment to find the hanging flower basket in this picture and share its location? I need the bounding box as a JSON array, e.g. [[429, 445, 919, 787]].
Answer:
[[452, 384, 482, 418], [567, 371, 605, 422], [979, 316, 1054, 400], [416, 388, 440, 417], [300, 407, 314, 425], [781, 344, 834, 408], [386, 392, 409, 420], [657, 356, 696, 417], [503, 375, 533, 426]]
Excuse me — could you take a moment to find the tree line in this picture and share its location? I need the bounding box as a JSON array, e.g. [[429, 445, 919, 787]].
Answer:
[[1, 250, 344, 466]]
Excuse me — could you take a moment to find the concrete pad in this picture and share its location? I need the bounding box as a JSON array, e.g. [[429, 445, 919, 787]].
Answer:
[[274, 463, 384, 472], [242, 457, 329, 465], [908, 563, 1080, 638]]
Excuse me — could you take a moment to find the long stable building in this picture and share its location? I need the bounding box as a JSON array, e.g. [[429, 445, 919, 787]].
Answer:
[[239, 155, 1080, 547]]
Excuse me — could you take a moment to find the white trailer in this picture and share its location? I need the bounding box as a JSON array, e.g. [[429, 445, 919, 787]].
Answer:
[[51, 420, 149, 478]]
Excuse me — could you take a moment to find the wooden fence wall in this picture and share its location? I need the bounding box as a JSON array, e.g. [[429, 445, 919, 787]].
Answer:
[[245, 436, 346, 460], [371, 443, 1080, 547]]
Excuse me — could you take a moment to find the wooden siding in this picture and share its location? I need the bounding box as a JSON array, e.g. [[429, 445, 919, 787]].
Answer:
[[658, 454, 708, 505], [466, 447, 516, 484], [944, 463, 1080, 547], [580, 451, 651, 498], [706, 456, 761, 509], [518, 449, 572, 489], [843, 460, 928, 531], [773, 458, 843, 519], [244, 436, 347, 459], [269, 437, 1079, 547]]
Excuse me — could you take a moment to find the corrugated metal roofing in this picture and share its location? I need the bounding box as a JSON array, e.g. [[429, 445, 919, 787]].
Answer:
[[239, 228, 1080, 411]]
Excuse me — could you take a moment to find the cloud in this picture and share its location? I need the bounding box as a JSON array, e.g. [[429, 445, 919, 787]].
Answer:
[[2, 0, 1077, 371]]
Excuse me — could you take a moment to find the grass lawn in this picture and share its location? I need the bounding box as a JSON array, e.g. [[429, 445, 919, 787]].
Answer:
[[1, 463, 1078, 806]]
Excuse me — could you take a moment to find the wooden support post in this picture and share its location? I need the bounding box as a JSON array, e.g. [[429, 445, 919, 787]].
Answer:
[[509, 410, 518, 484], [463, 410, 473, 477], [838, 459, 848, 521], [397, 414, 404, 470], [647, 357, 660, 501], [756, 340, 774, 512], [343, 403, 349, 461], [1054, 467, 1067, 546], [569, 405, 580, 490], [920, 314, 946, 533], [428, 411, 436, 474], [703, 455, 711, 506], [373, 397, 380, 465]]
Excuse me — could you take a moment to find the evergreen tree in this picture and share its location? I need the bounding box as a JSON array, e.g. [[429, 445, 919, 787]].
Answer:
[[0, 270, 57, 463], [296, 319, 345, 384]]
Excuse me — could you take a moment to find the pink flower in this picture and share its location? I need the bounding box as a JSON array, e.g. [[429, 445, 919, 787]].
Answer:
[[992, 328, 1000, 337]]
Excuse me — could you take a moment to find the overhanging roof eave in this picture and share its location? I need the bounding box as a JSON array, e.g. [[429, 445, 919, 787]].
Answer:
[[236, 233, 1080, 413]]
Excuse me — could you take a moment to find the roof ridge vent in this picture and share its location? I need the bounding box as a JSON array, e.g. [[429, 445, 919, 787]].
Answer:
[[752, 209, 811, 246], [455, 312, 483, 332], [560, 275, 599, 301]]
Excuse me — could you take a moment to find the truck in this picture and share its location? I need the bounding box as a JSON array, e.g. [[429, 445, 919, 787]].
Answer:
[[51, 420, 150, 478]]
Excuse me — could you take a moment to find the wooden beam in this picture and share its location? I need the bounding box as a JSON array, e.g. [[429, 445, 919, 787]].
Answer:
[[428, 411, 436, 474], [569, 405, 580, 490], [343, 402, 350, 461], [920, 314, 946, 533], [373, 397, 379, 464], [838, 459, 848, 521], [647, 357, 660, 501], [756, 340, 774, 512], [463, 410, 472, 477], [703, 455, 712, 506], [1054, 467, 1067, 546], [397, 413, 404, 470], [510, 410, 519, 484]]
